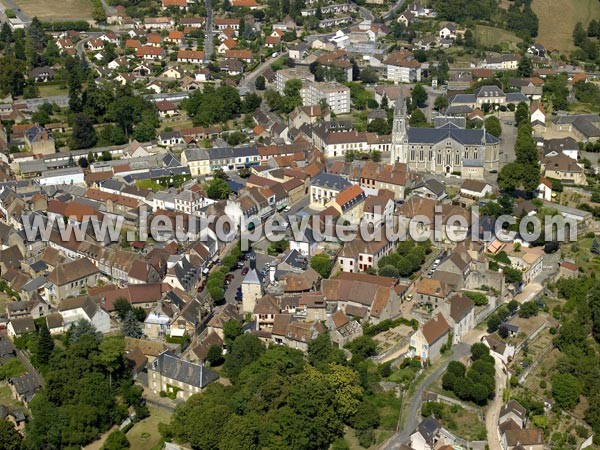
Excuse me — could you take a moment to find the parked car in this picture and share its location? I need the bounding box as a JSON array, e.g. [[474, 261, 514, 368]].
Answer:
[[241, 266, 249, 275]]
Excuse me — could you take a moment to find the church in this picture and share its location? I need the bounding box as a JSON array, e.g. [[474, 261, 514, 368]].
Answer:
[[390, 91, 501, 179]]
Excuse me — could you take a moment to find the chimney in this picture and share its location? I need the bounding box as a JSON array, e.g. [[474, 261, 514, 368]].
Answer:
[[249, 252, 256, 270]]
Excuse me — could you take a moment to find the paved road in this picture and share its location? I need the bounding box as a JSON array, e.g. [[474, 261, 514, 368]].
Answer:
[[381, 0, 406, 21], [382, 342, 471, 448], [239, 51, 289, 95], [485, 355, 507, 450], [357, 4, 374, 21], [100, 0, 116, 17], [204, 0, 214, 59], [0, 0, 30, 24]]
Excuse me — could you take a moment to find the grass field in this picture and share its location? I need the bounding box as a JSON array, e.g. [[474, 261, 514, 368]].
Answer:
[[126, 406, 171, 450], [12, 0, 92, 20], [475, 25, 522, 50], [37, 84, 68, 98], [532, 0, 600, 53]]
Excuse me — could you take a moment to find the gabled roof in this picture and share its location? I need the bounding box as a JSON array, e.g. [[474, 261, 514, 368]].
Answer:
[[421, 314, 450, 345], [151, 350, 219, 388]]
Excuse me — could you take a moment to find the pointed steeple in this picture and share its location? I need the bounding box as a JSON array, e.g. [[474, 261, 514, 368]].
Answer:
[[394, 86, 407, 117]]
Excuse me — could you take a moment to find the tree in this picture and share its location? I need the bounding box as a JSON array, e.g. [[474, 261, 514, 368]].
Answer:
[[255, 75, 266, 90], [0, 419, 22, 450], [37, 323, 54, 365], [552, 373, 583, 410], [518, 301, 539, 318], [101, 430, 130, 450], [366, 117, 390, 135], [574, 22, 587, 47], [0, 55, 26, 96], [498, 162, 524, 193], [411, 83, 427, 108], [487, 315, 502, 332], [121, 311, 143, 339], [223, 320, 243, 346], [508, 300, 519, 314], [67, 319, 101, 345], [359, 67, 378, 84], [515, 102, 529, 126], [70, 113, 97, 150], [113, 298, 132, 321], [307, 332, 346, 370], [206, 345, 224, 367], [484, 116, 502, 137], [434, 95, 448, 111], [517, 56, 533, 77], [223, 334, 265, 380], [205, 178, 232, 200], [409, 108, 428, 127], [592, 238, 600, 255], [504, 266, 523, 284], [310, 254, 331, 278]]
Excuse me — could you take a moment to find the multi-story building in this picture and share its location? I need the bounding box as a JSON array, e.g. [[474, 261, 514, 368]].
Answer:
[[300, 81, 351, 114], [274, 68, 315, 94], [384, 50, 422, 83]]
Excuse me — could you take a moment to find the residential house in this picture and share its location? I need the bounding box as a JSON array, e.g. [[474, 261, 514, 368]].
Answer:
[[58, 295, 111, 333], [327, 309, 363, 347], [322, 272, 400, 323], [438, 294, 475, 344], [45, 258, 100, 303], [7, 316, 36, 338], [409, 314, 450, 361], [149, 350, 219, 400], [310, 172, 352, 209]]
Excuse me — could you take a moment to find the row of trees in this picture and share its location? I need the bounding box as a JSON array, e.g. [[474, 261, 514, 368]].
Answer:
[[377, 239, 432, 278], [441, 343, 497, 405], [498, 104, 540, 196]]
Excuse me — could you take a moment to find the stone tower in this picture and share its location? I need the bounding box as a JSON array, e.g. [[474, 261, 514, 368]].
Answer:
[[391, 88, 408, 163]]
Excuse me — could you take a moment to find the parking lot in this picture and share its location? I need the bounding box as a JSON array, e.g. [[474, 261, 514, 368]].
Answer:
[[223, 250, 278, 305]]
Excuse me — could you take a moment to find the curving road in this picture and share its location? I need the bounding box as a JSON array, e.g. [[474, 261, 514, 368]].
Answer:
[[382, 342, 470, 449]]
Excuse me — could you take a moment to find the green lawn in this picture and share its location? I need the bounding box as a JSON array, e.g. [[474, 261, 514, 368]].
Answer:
[[126, 405, 171, 450], [0, 383, 25, 410], [37, 83, 68, 98], [475, 25, 522, 50]]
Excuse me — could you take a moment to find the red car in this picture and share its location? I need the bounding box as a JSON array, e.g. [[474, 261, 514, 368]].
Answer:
[[241, 266, 249, 275]]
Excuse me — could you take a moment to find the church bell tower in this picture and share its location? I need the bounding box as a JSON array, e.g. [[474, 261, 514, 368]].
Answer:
[[391, 88, 408, 163]]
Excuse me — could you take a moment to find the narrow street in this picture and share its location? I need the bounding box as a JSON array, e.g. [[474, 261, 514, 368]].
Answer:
[[485, 356, 508, 450], [381, 328, 488, 449], [204, 0, 214, 59], [382, 343, 471, 449]]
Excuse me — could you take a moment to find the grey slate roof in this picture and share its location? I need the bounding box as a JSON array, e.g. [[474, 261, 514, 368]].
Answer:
[[151, 350, 218, 389], [407, 124, 500, 145], [311, 173, 352, 191], [505, 92, 529, 103]]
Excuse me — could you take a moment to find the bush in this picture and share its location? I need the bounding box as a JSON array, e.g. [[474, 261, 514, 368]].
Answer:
[[356, 429, 375, 448], [464, 291, 489, 306]]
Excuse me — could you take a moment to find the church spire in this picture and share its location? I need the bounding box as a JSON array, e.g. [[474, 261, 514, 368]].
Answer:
[[394, 87, 407, 117]]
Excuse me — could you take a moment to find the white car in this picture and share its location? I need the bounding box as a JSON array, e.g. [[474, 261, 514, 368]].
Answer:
[[283, 206, 292, 212], [272, 52, 278, 58]]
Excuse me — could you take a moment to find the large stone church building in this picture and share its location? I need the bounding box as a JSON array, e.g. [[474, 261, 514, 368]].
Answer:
[[390, 91, 501, 179]]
